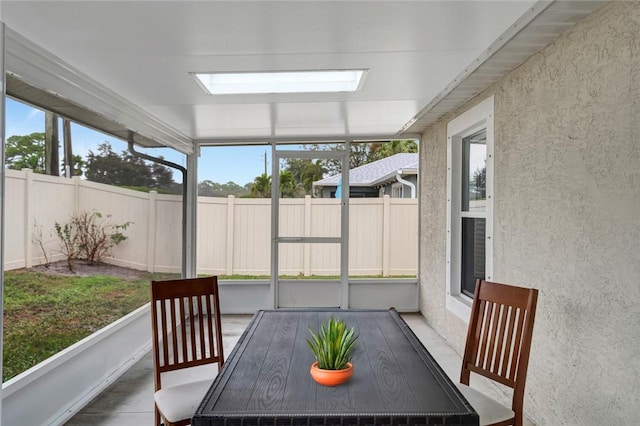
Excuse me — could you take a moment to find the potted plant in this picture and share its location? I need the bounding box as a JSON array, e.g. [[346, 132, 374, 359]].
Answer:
[[306, 316, 358, 386]]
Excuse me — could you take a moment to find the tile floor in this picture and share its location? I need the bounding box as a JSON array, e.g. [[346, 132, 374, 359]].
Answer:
[[66, 314, 534, 426]]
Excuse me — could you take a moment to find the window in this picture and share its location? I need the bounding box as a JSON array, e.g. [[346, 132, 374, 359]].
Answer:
[[192, 69, 367, 95], [460, 130, 486, 297], [392, 183, 404, 198], [446, 96, 493, 320]]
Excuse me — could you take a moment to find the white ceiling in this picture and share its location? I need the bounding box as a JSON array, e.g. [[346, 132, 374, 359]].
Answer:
[[0, 1, 580, 148]]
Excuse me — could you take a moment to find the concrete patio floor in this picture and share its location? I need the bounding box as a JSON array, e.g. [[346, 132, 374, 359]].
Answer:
[[65, 314, 535, 426]]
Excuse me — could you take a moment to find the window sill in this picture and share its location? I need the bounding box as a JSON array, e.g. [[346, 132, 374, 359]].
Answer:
[[446, 293, 472, 323]]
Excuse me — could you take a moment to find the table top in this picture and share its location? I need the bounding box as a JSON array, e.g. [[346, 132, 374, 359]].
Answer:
[[193, 309, 478, 426]]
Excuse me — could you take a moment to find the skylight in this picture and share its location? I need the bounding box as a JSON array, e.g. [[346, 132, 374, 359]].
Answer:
[[192, 70, 367, 95]]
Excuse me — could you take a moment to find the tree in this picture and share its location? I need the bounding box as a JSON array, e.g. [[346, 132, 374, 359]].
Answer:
[[61, 154, 85, 177], [120, 151, 153, 187], [471, 165, 486, 200], [306, 143, 367, 176], [85, 142, 177, 191], [85, 142, 127, 185], [6, 131, 86, 176], [150, 158, 175, 189], [198, 180, 249, 197], [376, 139, 418, 158], [198, 180, 220, 197], [279, 170, 297, 198], [303, 140, 417, 176], [5, 132, 46, 172], [348, 142, 378, 169], [250, 173, 271, 197], [248, 171, 309, 198], [285, 158, 326, 195]]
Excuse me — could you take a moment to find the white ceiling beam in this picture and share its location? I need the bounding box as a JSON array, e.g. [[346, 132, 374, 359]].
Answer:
[[4, 28, 194, 154]]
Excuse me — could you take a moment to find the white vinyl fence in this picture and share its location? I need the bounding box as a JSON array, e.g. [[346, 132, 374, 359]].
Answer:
[[5, 169, 417, 276]]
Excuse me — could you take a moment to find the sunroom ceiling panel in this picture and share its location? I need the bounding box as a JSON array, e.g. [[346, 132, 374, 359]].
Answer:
[[1, 0, 539, 143]]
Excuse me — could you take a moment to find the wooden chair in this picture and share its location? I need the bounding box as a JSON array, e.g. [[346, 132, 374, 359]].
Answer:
[[151, 276, 224, 426], [457, 279, 538, 426]]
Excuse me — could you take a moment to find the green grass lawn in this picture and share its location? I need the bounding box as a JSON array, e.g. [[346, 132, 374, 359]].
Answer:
[[2, 269, 174, 382], [3, 269, 416, 382]]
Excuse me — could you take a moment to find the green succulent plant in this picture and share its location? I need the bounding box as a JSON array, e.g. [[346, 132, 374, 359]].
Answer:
[[307, 316, 358, 370]]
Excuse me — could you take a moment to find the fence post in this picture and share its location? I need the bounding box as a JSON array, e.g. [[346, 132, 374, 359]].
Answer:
[[73, 175, 81, 213], [147, 191, 157, 273], [382, 195, 390, 277], [304, 195, 312, 276], [23, 169, 33, 268], [226, 195, 235, 276]]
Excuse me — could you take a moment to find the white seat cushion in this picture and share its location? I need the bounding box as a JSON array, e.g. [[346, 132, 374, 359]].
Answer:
[[456, 383, 515, 426], [155, 379, 212, 423]]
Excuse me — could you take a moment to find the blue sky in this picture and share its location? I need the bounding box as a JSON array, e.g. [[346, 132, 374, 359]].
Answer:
[[5, 97, 269, 186]]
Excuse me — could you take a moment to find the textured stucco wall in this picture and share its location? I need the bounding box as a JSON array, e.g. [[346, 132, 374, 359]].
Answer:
[[419, 2, 640, 425]]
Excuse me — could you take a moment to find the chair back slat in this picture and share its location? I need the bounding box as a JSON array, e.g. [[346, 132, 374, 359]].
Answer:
[[499, 305, 517, 377], [509, 307, 527, 381], [485, 302, 501, 372], [151, 276, 225, 390], [206, 295, 215, 357], [170, 298, 179, 365], [160, 300, 169, 368], [478, 301, 493, 368], [188, 296, 197, 362], [179, 298, 188, 363], [197, 295, 206, 358], [493, 303, 509, 374]]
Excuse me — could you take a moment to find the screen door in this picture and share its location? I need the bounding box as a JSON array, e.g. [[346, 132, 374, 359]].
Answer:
[[271, 145, 349, 308]]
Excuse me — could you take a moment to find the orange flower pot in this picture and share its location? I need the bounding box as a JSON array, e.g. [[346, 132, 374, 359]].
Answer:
[[309, 362, 353, 386]]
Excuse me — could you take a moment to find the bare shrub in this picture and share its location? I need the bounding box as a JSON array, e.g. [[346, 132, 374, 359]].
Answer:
[[54, 221, 80, 272], [73, 211, 132, 265], [32, 220, 51, 267], [54, 210, 132, 270]]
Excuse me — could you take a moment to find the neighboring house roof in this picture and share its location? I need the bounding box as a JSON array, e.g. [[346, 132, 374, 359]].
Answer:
[[313, 153, 418, 188]]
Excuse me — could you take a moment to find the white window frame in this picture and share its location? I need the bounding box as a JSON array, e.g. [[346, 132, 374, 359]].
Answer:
[[446, 96, 494, 322]]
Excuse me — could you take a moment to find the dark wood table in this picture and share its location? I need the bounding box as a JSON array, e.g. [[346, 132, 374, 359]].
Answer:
[[193, 309, 478, 426]]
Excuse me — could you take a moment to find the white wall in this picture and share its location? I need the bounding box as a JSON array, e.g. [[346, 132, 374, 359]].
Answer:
[[419, 2, 640, 425], [4, 169, 418, 277]]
